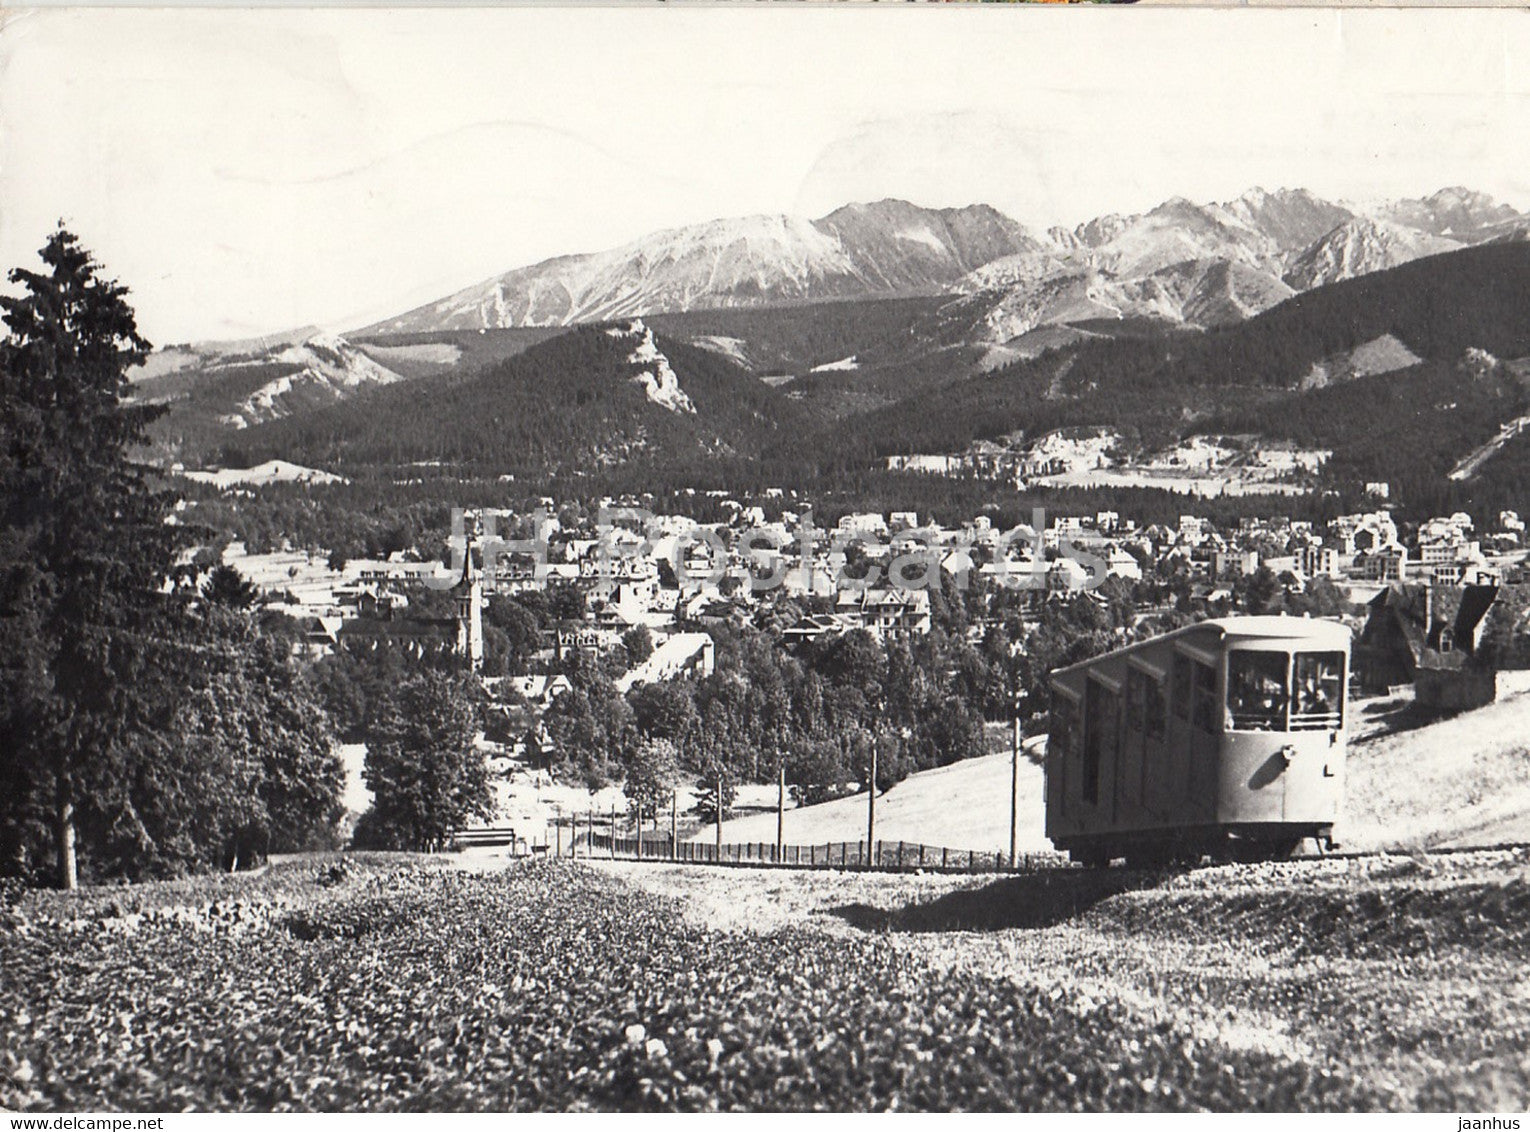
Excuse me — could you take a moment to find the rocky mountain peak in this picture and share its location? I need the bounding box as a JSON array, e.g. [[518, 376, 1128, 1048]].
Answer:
[[606, 319, 695, 414]]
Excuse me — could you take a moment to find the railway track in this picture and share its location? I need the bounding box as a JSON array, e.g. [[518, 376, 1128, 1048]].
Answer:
[[1285, 838, 1530, 865]]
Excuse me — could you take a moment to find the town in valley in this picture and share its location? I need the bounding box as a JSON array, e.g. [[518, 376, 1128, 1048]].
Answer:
[[8, 7, 1530, 1112]]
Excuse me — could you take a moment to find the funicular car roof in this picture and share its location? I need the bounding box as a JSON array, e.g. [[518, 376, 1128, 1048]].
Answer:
[[1050, 616, 1352, 682]]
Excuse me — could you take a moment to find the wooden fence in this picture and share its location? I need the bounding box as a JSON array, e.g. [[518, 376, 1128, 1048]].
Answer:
[[578, 832, 1066, 874]]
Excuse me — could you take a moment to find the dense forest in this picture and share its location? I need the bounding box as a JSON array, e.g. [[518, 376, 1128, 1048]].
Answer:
[[222, 330, 818, 475]]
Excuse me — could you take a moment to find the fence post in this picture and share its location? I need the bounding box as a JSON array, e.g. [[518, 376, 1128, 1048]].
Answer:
[[867, 737, 877, 867], [1010, 705, 1021, 870], [942, 846, 949, 869], [776, 760, 786, 865], [671, 790, 678, 861]]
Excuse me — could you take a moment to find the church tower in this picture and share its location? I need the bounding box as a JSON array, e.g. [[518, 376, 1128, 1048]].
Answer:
[[454, 521, 485, 673]]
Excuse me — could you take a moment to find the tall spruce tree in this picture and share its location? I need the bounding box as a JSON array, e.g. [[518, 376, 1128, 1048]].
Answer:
[[0, 227, 188, 887]]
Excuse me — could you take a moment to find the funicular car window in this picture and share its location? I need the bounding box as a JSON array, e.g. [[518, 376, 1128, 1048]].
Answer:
[[1126, 669, 1146, 736], [1050, 695, 1076, 816], [1083, 679, 1115, 806], [1145, 676, 1167, 740], [1172, 654, 1191, 721], [1191, 660, 1218, 733], [1049, 696, 1076, 759], [1129, 667, 1166, 800], [1292, 651, 1344, 729], [1228, 650, 1289, 731]]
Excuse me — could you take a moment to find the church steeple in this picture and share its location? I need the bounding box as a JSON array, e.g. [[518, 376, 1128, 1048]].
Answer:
[[454, 517, 485, 673]]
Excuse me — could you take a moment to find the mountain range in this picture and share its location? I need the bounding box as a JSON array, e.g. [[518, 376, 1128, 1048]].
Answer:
[[359, 187, 1529, 345], [137, 185, 1530, 520], [360, 200, 1043, 334], [210, 242, 1530, 522]]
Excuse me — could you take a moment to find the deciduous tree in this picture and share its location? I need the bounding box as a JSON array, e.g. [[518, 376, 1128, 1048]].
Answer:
[[354, 671, 491, 851]]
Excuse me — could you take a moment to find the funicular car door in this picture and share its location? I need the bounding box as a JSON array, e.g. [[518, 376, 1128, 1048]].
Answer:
[[1283, 648, 1346, 820]]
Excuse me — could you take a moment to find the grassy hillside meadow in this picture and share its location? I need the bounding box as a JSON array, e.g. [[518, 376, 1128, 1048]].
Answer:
[[5, 850, 1527, 1110]]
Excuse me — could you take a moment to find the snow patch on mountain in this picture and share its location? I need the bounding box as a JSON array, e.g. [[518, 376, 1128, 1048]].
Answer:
[[608, 319, 695, 413], [688, 335, 753, 369], [895, 227, 947, 252], [183, 460, 347, 488]]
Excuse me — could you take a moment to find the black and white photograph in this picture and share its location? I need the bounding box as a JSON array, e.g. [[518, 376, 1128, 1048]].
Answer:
[[3, 3, 1530, 1115]]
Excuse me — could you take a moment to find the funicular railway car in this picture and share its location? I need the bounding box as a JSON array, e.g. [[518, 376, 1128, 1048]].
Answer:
[[1046, 616, 1350, 867]]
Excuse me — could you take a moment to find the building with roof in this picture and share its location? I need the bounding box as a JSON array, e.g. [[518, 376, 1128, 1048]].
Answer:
[[1354, 582, 1498, 709]]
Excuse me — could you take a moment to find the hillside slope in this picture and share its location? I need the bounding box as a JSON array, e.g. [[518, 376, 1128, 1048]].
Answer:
[[1344, 679, 1530, 850], [699, 748, 1050, 856]]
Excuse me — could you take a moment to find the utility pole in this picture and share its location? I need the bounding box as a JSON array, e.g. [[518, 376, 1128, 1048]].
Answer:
[[776, 759, 786, 864], [1010, 689, 1021, 869], [867, 733, 877, 869]]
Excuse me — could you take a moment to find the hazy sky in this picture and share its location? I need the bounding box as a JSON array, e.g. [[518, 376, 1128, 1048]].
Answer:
[[4, 6, 1530, 343]]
